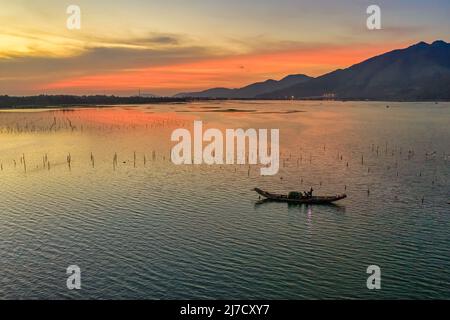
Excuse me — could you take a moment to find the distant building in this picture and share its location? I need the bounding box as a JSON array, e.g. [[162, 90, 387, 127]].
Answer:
[[322, 92, 336, 100]]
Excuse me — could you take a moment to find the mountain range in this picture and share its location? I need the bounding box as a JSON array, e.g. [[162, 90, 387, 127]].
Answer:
[[174, 40, 450, 101], [174, 74, 312, 98]]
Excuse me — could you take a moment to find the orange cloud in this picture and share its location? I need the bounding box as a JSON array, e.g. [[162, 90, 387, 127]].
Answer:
[[43, 42, 407, 95]]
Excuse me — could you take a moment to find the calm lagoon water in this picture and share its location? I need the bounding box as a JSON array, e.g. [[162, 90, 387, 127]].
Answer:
[[0, 101, 449, 299]]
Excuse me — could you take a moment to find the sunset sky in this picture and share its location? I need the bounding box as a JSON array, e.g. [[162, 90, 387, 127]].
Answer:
[[0, 0, 448, 96]]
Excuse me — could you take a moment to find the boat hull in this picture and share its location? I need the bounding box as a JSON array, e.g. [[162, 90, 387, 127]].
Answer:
[[254, 188, 346, 204]]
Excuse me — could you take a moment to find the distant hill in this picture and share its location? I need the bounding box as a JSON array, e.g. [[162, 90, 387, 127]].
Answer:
[[174, 74, 312, 98], [139, 93, 158, 98], [258, 40, 450, 100]]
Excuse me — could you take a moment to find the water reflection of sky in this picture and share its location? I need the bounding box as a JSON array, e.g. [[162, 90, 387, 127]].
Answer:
[[0, 101, 449, 299]]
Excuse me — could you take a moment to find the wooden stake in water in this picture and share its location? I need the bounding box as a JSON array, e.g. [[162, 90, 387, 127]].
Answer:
[[90, 153, 95, 168], [113, 153, 118, 170], [67, 153, 71, 170], [23, 154, 27, 173]]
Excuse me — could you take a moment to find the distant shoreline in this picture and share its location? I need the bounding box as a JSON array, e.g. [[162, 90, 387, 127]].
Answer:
[[0, 95, 193, 109], [0, 95, 448, 109]]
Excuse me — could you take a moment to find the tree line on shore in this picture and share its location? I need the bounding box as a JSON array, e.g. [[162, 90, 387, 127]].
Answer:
[[0, 95, 197, 108]]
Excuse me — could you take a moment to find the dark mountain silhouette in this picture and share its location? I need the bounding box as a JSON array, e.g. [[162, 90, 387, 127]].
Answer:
[[174, 74, 312, 98], [258, 40, 450, 100]]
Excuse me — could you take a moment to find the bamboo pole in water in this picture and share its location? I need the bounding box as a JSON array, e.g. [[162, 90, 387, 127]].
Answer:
[[113, 153, 118, 170], [23, 154, 26, 173], [90, 153, 95, 168]]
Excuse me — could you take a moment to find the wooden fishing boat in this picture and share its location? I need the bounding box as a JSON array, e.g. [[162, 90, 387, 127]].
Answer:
[[254, 188, 346, 204]]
